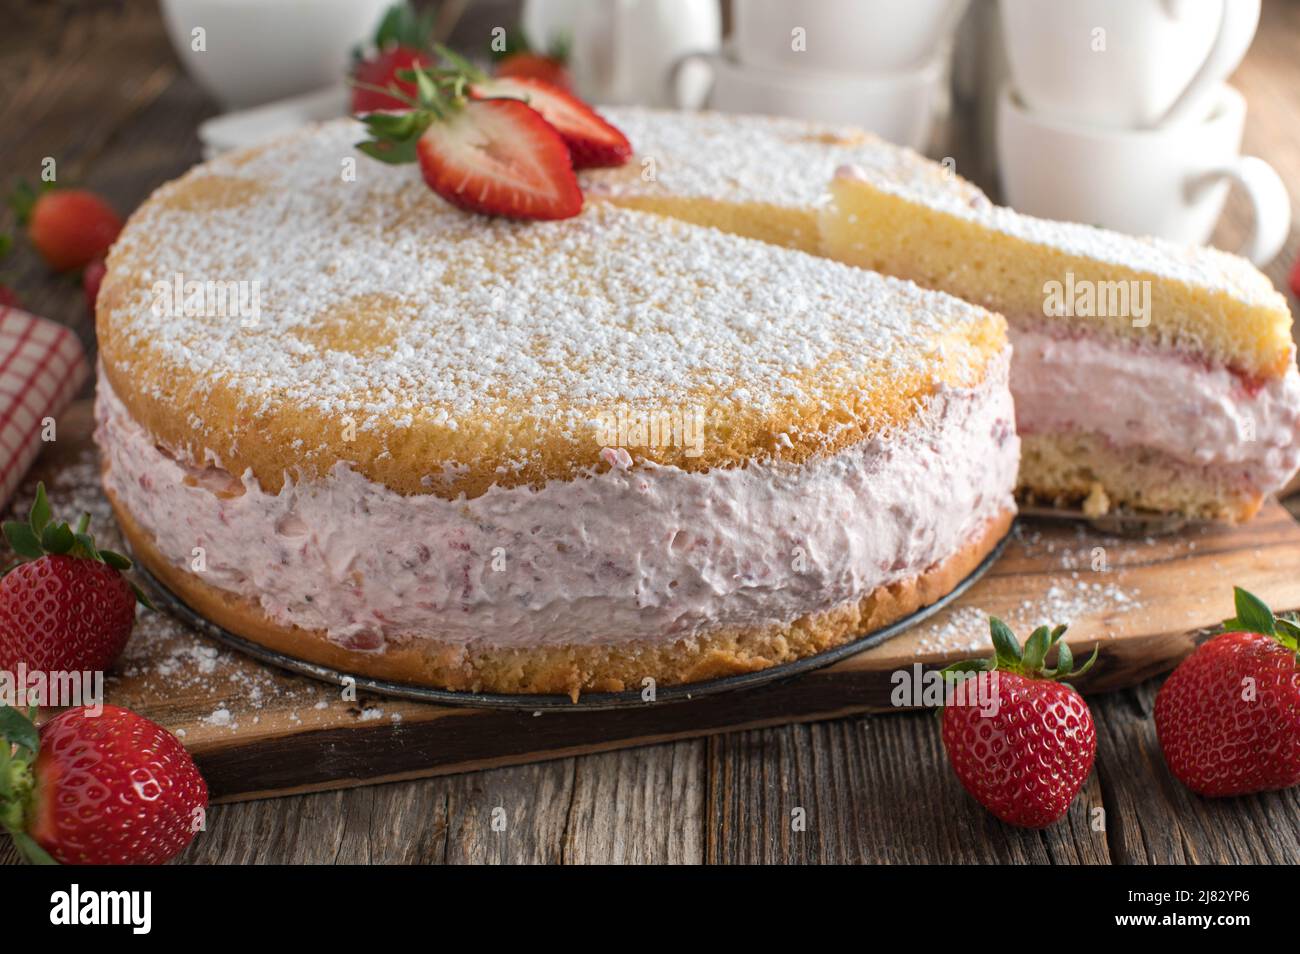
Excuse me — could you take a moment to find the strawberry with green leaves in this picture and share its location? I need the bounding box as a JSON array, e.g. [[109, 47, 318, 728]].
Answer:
[[355, 58, 584, 220], [1, 484, 150, 677], [1, 704, 208, 865], [8, 182, 121, 273], [1155, 587, 1300, 797], [349, 1, 436, 114], [941, 619, 1098, 828]]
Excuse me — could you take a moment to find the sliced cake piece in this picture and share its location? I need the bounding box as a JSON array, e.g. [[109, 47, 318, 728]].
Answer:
[[583, 106, 981, 254], [821, 166, 1300, 523]]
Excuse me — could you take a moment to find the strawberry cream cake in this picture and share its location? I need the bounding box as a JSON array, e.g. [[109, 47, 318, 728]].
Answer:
[[94, 119, 1018, 697]]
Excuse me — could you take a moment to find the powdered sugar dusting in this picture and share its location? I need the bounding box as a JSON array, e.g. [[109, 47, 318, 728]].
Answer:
[[585, 107, 983, 210], [103, 118, 997, 475], [911, 522, 1147, 656]]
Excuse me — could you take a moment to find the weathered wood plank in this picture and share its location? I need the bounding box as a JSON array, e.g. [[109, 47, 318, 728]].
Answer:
[[1093, 683, 1300, 864], [177, 741, 708, 864], [560, 742, 707, 864], [707, 713, 1110, 864]]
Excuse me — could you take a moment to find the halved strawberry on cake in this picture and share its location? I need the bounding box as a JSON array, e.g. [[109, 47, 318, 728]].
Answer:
[[821, 165, 1300, 523]]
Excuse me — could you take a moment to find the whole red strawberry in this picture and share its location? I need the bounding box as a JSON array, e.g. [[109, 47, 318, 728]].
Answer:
[[1155, 587, 1300, 797], [1, 483, 150, 678], [352, 45, 433, 113], [941, 619, 1098, 828], [0, 704, 208, 864], [349, 1, 435, 114], [1290, 250, 1300, 300], [9, 183, 121, 272]]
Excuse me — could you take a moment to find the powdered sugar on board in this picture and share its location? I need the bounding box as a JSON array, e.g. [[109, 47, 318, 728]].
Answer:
[[909, 521, 1158, 656], [912, 582, 1141, 656]]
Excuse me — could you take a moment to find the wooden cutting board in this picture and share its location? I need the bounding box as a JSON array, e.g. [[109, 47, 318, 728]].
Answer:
[[15, 400, 1300, 802]]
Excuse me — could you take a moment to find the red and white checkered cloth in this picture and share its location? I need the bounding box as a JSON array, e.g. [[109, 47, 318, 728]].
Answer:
[[0, 305, 90, 511]]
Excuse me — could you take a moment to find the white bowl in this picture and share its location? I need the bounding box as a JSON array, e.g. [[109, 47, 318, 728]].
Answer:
[[161, 0, 393, 110]]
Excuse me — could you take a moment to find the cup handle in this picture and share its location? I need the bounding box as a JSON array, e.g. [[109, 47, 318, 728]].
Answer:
[[667, 50, 715, 110], [1157, 0, 1260, 128], [1188, 156, 1291, 266]]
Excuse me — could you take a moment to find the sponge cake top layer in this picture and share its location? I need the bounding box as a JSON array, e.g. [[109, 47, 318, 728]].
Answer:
[[98, 118, 1007, 500]]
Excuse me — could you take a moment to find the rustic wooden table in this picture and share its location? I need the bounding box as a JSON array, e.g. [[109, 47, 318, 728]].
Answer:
[[3, 0, 1300, 865]]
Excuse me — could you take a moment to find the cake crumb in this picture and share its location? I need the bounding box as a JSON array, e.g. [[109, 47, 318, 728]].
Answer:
[[1082, 482, 1110, 518]]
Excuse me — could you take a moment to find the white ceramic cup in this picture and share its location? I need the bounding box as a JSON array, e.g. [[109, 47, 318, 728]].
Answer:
[[670, 50, 942, 151], [161, 0, 392, 110], [731, 0, 968, 74], [522, 0, 722, 107], [997, 84, 1289, 265], [1000, 0, 1259, 129]]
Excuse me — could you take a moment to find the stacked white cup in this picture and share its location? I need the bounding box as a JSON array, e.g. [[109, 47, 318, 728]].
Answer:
[[670, 0, 971, 151], [996, 0, 1288, 265]]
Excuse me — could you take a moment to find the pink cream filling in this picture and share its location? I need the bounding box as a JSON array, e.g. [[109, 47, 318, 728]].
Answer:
[[1009, 326, 1300, 491], [94, 354, 1018, 653]]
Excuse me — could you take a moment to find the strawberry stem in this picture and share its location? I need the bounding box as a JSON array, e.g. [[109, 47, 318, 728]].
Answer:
[[353, 63, 468, 165], [432, 43, 487, 84], [371, 1, 436, 53], [10, 831, 56, 865], [6, 182, 38, 226], [943, 617, 1098, 683], [0, 705, 50, 864], [1223, 586, 1300, 653]]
